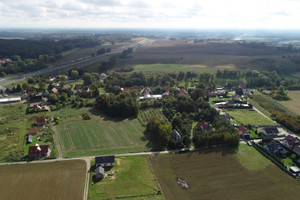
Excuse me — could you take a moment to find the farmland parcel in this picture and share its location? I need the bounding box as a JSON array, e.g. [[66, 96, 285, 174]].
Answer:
[[55, 108, 148, 157], [0, 160, 86, 200], [150, 145, 300, 200]]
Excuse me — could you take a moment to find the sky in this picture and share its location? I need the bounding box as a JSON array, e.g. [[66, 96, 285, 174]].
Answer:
[[1, 0, 300, 29]]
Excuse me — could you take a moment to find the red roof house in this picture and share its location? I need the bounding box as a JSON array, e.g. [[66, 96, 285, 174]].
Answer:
[[28, 128, 39, 135], [196, 122, 212, 131], [28, 144, 50, 158], [237, 126, 251, 139], [36, 116, 47, 126]]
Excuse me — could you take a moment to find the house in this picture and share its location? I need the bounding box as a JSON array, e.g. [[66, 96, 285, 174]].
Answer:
[[124, 87, 132, 91], [196, 122, 212, 131], [48, 76, 56, 81], [216, 90, 226, 96], [28, 128, 38, 135], [142, 87, 151, 96], [222, 114, 232, 124], [62, 84, 71, 90], [179, 88, 188, 95], [95, 156, 115, 167], [207, 91, 217, 97], [21, 93, 29, 100], [100, 73, 107, 79], [28, 144, 50, 158], [242, 89, 252, 96], [293, 145, 300, 155], [261, 127, 279, 139], [171, 129, 182, 141], [231, 94, 241, 101], [30, 103, 43, 111], [135, 86, 142, 91], [95, 166, 105, 179], [51, 87, 58, 94], [36, 116, 47, 126], [237, 126, 251, 140], [28, 135, 33, 143], [263, 140, 288, 155], [27, 91, 37, 96], [282, 135, 300, 149], [162, 91, 169, 97]]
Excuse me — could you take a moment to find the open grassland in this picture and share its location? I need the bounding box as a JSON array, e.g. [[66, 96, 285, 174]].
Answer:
[[54, 107, 149, 157], [0, 160, 86, 200], [226, 109, 276, 125], [278, 90, 300, 115], [0, 103, 50, 161], [89, 156, 163, 200], [150, 145, 300, 200], [133, 63, 237, 73]]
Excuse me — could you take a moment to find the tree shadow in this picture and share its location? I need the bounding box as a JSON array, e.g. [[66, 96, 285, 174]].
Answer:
[[88, 107, 136, 122]]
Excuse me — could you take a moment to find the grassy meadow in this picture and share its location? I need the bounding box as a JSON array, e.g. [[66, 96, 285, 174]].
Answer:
[[278, 90, 300, 115], [0, 160, 86, 200], [89, 156, 163, 200], [54, 107, 149, 157], [226, 109, 276, 125], [150, 145, 300, 200]]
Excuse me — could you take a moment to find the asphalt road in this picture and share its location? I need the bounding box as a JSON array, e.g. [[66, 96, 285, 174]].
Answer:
[[0, 39, 150, 89]]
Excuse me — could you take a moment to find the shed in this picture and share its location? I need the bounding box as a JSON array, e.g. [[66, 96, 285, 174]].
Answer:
[[171, 129, 182, 141], [28, 135, 33, 143], [95, 166, 105, 179], [95, 156, 115, 167], [289, 166, 300, 174]]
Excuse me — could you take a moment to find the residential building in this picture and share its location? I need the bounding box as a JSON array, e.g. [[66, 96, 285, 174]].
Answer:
[[282, 135, 300, 149], [28, 128, 38, 135], [237, 126, 251, 140], [36, 116, 47, 126], [171, 129, 182, 141], [263, 140, 288, 155], [95, 156, 115, 167], [28, 144, 50, 158], [95, 166, 105, 179], [261, 127, 279, 139]]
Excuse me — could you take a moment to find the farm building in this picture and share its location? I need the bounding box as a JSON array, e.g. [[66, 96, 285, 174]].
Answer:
[[261, 127, 279, 139], [36, 116, 47, 126], [28, 144, 50, 158], [95, 156, 115, 167], [95, 166, 105, 179], [171, 129, 182, 141], [0, 96, 21, 104]]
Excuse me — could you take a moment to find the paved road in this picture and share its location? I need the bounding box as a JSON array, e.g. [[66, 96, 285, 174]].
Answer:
[[0, 39, 150, 89]]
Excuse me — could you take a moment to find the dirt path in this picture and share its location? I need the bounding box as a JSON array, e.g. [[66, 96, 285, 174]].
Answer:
[[48, 108, 63, 159], [83, 157, 92, 200]]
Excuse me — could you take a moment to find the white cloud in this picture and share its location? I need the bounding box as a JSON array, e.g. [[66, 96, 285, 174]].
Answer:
[[0, 0, 300, 29]]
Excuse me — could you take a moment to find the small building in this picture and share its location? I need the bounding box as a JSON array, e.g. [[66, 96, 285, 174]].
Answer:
[[100, 73, 107, 80], [95, 156, 115, 167], [261, 127, 279, 139], [242, 89, 252, 96], [171, 129, 182, 141], [162, 91, 169, 97], [21, 93, 29, 100], [36, 116, 47, 126], [207, 92, 217, 97], [51, 87, 58, 94], [289, 166, 300, 175], [28, 135, 33, 143], [196, 122, 212, 131], [237, 126, 251, 140], [0, 96, 21, 104], [138, 94, 162, 101], [63, 84, 71, 90], [142, 87, 151, 96], [28, 128, 39, 135], [231, 94, 241, 101], [27, 91, 37, 96], [28, 144, 50, 158], [95, 166, 105, 179]]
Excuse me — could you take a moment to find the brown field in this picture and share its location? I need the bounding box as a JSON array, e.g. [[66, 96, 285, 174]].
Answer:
[[0, 160, 86, 200], [279, 90, 300, 115], [150, 145, 300, 200], [123, 40, 300, 68]]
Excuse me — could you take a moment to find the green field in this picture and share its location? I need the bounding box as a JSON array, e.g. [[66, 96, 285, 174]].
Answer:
[[133, 63, 237, 73], [0, 160, 86, 200], [55, 107, 149, 157], [138, 108, 168, 125], [89, 156, 164, 200], [150, 145, 300, 200], [226, 109, 276, 125], [278, 90, 300, 116]]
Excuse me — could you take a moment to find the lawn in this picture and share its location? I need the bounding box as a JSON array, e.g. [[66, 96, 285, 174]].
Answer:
[[226, 109, 276, 125], [150, 145, 300, 200], [0, 160, 86, 200], [89, 156, 164, 200], [133, 63, 237, 73], [278, 90, 300, 116], [138, 108, 168, 125], [55, 107, 149, 157]]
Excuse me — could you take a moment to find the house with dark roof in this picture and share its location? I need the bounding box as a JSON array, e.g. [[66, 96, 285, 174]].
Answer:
[[171, 129, 182, 141], [95, 166, 105, 179], [293, 145, 300, 155], [28, 144, 50, 158], [282, 135, 300, 149], [261, 127, 279, 139], [237, 126, 251, 140], [263, 140, 288, 155], [36, 116, 47, 126], [196, 122, 212, 131], [95, 156, 115, 167]]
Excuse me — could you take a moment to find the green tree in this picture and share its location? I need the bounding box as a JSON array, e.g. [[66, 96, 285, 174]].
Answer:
[[70, 70, 79, 80], [83, 73, 93, 86], [49, 94, 58, 103], [27, 77, 34, 84]]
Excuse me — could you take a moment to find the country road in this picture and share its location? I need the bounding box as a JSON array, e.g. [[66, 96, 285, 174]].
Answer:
[[0, 39, 150, 89]]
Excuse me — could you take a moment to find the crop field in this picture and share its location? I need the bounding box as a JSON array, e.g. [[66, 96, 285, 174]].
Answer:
[[0, 160, 86, 200], [278, 90, 300, 115], [150, 145, 300, 200], [55, 107, 148, 157], [138, 108, 168, 125], [226, 109, 276, 125], [89, 156, 163, 200]]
